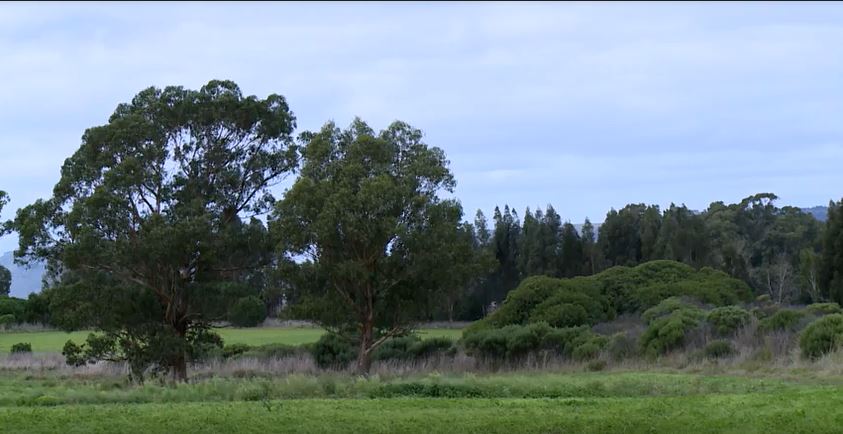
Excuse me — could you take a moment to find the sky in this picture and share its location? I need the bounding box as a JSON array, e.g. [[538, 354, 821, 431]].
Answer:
[[2, 2, 843, 253]]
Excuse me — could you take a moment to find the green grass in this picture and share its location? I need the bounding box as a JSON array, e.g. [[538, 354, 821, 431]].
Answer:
[[0, 372, 829, 407], [2, 373, 843, 433], [0, 327, 463, 353]]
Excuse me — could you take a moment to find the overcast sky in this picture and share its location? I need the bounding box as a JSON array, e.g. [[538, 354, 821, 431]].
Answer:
[[1, 2, 843, 252]]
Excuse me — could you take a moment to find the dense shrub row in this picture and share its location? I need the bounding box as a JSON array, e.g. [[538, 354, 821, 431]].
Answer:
[[462, 322, 607, 362], [470, 261, 752, 335]]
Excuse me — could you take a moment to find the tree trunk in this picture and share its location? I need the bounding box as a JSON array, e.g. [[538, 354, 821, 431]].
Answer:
[[172, 352, 188, 383], [355, 319, 374, 375], [171, 318, 189, 383], [448, 301, 455, 323]]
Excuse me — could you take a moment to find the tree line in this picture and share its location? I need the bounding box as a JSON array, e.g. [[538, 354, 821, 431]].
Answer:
[[0, 80, 841, 380], [447, 193, 830, 321]]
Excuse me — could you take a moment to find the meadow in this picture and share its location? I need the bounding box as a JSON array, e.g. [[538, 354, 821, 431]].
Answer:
[[1, 371, 843, 433]]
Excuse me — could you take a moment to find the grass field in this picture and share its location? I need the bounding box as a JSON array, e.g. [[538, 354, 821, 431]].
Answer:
[[0, 327, 463, 353], [1, 372, 843, 433]]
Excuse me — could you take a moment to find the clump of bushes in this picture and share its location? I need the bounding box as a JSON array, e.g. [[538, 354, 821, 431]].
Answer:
[[472, 260, 751, 333], [706, 306, 751, 336], [228, 296, 267, 328], [640, 309, 702, 356], [758, 309, 805, 333], [800, 314, 843, 359], [642, 297, 704, 324], [312, 333, 357, 369], [10, 342, 32, 354], [806, 303, 842, 316], [462, 322, 606, 362], [703, 340, 735, 359], [372, 336, 455, 361], [597, 261, 752, 313], [607, 332, 639, 361]]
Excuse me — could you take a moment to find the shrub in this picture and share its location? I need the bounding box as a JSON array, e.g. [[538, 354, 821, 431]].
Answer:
[[373, 335, 421, 361], [228, 296, 267, 327], [707, 306, 751, 336], [572, 339, 604, 361], [607, 332, 639, 361], [410, 337, 456, 358], [0, 314, 15, 327], [806, 303, 842, 315], [640, 309, 701, 356], [10, 342, 32, 354], [374, 335, 457, 361], [586, 360, 607, 371], [703, 340, 735, 359], [462, 322, 604, 361], [222, 343, 253, 359], [529, 303, 589, 328], [800, 314, 843, 359], [312, 333, 356, 369], [642, 297, 703, 324], [240, 343, 303, 359], [758, 309, 805, 333]]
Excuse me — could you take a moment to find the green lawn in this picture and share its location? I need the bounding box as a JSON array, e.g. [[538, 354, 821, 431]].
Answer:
[[0, 327, 463, 353], [2, 372, 843, 433]]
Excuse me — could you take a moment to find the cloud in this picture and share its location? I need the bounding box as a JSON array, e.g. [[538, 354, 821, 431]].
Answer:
[[2, 3, 843, 252]]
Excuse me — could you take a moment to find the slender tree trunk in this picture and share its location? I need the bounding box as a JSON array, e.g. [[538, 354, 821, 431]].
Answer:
[[355, 317, 374, 375], [171, 316, 189, 383]]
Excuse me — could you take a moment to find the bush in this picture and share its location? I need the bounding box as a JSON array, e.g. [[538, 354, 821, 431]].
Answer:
[[222, 343, 253, 359], [10, 342, 32, 354], [597, 261, 752, 313], [240, 343, 303, 359], [707, 306, 751, 336], [373, 335, 421, 361], [312, 333, 356, 369], [642, 297, 703, 324], [373, 335, 456, 361], [475, 260, 751, 331], [463, 322, 606, 361], [0, 314, 15, 327], [640, 309, 701, 356], [529, 303, 589, 328], [228, 296, 267, 327], [703, 340, 735, 359], [607, 332, 639, 361], [800, 314, 843, 359], [410, 337, 456, 358], [758, 309, 805, 333], [807, 303, 842, 315]]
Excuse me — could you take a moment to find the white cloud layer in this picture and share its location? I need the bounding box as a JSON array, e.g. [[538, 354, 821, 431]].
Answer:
[[1, 2, 843, 251]]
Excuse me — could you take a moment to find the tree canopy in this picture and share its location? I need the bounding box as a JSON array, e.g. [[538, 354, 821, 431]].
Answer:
[[271, 118, 464, 373], [11, 80, 297, 382]]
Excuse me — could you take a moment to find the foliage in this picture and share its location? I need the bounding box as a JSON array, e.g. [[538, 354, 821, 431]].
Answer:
[[800, 314, 843, 359], [703, 340, 735, 359], [641, 297, 704, 325], [228, 296, 267, 327], [706, 306, 751, 336], [9, 342, 31, 354], [372, 335, 455, 361], [758, 309, 805, 333], [462, 322, 605, 361], [640, 310, 702, 356], [10, 80, 295, 382], [806, 303, 842, 315], [312, 332, 357, 369], [272, 118, 462, 373], [62, 327, 222, 383]]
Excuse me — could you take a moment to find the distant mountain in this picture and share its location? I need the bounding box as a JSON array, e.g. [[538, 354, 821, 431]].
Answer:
[[802, 206, 828, 222], [0, 251, 45, 298]]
